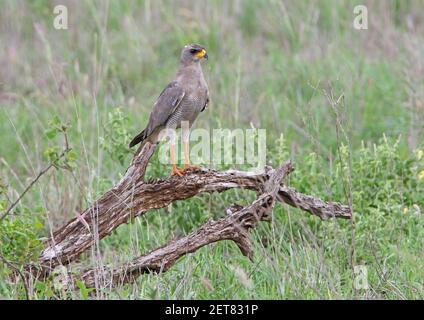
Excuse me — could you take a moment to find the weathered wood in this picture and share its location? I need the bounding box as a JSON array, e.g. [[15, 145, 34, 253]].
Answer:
[[72, 162, 294, 289], [29, 143, 351, 278]]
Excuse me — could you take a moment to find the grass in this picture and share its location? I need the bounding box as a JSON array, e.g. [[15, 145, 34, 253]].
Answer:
[[0, 0, 423, 299]]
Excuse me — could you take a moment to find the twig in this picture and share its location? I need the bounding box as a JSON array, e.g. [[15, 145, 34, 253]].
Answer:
[[0, 255, 30, 300], [0, 148, 70, 222]]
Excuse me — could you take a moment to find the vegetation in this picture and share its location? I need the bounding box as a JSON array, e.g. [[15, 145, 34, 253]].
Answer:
[[0, 0, 423, 299]]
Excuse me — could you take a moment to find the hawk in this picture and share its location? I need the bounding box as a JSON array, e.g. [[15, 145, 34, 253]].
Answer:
[[129, 44, 209, 176]]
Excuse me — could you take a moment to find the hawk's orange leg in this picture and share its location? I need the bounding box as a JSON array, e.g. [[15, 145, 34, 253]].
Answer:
[[170, 144, 183, 176], [182, 141, 200, 172]]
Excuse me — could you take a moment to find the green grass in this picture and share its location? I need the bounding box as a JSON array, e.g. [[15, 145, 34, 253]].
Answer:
[[0, 0, 423, 299]]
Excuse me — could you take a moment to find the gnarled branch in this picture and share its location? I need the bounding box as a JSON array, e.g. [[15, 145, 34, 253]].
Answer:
[[27, 143, 351, 278]]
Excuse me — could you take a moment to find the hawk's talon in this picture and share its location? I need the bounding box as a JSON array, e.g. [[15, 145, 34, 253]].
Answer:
[[182, 164, 201, 172], [171, 166, 184, 177]]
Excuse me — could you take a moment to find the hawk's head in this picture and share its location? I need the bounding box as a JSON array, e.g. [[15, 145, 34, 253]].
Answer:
[[181, 43, 208, 64]]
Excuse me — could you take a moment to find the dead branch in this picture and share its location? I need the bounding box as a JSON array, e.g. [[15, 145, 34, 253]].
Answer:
[[27, 143, 351, 278], [71, 162, 293, 289]]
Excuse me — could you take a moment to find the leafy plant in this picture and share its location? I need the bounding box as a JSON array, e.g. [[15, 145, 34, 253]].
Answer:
[[100, 107, 133, 166]]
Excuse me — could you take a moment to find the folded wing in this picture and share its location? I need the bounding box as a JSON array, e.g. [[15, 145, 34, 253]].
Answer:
[[129, 81, 185, 147]]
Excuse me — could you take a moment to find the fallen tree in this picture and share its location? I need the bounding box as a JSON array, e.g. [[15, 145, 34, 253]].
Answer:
[[24, 143, 352, 288]]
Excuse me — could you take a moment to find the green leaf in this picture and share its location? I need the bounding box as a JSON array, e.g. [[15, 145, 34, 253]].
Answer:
[[49, 115, 61, 127], [76, 280, 89, 300], [45, 128, 58, 140], [75, 280, 94, 300], [66, 150, 78, 162]]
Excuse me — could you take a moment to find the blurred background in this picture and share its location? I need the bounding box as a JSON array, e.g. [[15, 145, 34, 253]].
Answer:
[[0, 0, 423, 299]]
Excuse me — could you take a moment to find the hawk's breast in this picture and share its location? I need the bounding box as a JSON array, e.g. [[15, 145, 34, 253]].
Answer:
[[166, 91, 206, 129]]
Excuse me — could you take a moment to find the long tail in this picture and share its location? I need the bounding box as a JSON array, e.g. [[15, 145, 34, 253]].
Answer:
[[129, 129, 146, 148]]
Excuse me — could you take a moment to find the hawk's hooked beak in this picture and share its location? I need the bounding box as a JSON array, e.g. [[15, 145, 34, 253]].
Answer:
[[195, 49, 208, 60]]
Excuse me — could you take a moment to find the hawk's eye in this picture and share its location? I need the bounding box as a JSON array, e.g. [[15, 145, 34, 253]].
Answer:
[[189, 49, 197, 54]]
